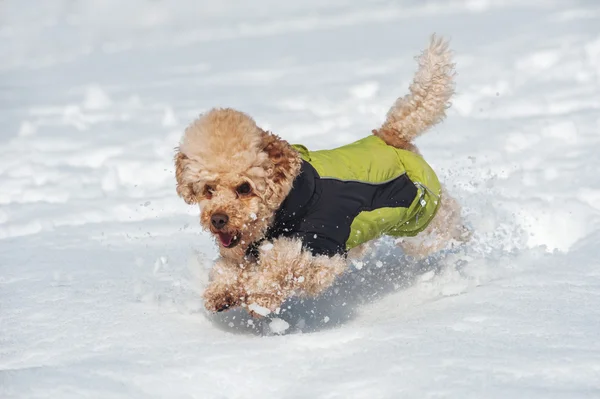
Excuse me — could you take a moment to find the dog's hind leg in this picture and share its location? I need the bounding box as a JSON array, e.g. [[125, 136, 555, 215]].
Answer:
[[397, 187, 470, 260]]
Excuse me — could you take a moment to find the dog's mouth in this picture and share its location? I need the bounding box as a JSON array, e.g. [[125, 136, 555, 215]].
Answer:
[[216, 231, 241, 248]]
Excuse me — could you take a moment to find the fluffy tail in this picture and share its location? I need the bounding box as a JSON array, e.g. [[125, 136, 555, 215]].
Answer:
[[373, 34, 455, 150]]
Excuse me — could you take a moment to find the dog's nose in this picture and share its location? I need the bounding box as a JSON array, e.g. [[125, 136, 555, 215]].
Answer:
[[211, 213, 229, 230]]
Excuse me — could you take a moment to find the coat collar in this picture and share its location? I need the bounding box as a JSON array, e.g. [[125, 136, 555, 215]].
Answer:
[[273, 160, 317, 226], [245, 160, 318, 259]]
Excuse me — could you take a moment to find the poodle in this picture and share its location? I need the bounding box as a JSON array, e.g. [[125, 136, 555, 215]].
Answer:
[[174, 34, 470, 317]]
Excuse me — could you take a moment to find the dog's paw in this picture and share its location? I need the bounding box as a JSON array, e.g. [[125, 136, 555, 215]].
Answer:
[[205, 295, 236, 313], [203, 285, 245, 313]]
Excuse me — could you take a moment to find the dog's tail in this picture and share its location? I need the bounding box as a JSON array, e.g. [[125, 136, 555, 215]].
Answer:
[[373, 34, 455, 151]]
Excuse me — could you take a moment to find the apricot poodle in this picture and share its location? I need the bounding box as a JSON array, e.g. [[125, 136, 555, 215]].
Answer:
[[174, 34, 470, 317]]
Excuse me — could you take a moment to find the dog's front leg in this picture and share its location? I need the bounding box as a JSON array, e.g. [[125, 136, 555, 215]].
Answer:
[[244, 237, 348, 315], [203, 257, 252, 313]]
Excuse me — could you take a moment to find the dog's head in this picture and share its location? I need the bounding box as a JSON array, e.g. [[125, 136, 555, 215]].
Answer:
[[175, 108, 301, 259]]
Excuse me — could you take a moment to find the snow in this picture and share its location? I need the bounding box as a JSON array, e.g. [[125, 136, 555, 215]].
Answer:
[[260, 242, 274, 251], [1, 0, 600, 398], [248, 303, 272, 317], [269, 318, 291, 334]]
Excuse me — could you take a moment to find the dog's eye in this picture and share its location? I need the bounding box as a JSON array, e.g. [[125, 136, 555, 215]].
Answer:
[[202, 185, 215, 199], [236, 182, 252, 196]]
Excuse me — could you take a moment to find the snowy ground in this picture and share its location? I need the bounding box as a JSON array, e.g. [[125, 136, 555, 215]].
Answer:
[[2, 0, 600, 397]]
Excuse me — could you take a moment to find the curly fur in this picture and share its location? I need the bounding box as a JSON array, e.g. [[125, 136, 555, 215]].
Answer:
[[398, 187, 470, 259], [175, 108, 301, 261], [175, 34, 469, 317]]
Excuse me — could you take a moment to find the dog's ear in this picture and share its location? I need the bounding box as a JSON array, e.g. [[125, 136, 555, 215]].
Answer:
[[174, 150, 197, 205], [261, 131, 300, 184], [259, 130, 301, 207]]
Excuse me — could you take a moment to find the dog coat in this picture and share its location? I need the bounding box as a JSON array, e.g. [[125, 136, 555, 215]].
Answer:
[[248, 135, 442, 258]]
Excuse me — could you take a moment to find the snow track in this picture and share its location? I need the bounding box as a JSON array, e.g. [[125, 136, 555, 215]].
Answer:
[[1, 1, 600, 397]]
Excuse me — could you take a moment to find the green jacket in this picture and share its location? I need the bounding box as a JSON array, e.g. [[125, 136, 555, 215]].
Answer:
[[248, 135, 442, 258]]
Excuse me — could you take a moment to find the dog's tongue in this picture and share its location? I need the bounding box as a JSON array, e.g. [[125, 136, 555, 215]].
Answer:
[[218, 232, 234, 247]]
